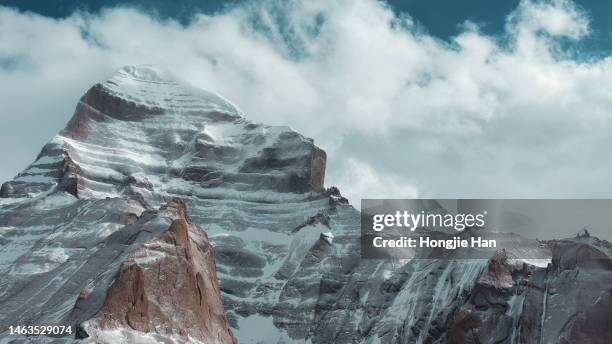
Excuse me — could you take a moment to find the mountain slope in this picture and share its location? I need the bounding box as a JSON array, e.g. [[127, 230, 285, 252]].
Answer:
[[0, 66, 610, 344]]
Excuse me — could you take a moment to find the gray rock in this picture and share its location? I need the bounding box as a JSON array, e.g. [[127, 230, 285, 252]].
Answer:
[[0, 65, 610, 344]]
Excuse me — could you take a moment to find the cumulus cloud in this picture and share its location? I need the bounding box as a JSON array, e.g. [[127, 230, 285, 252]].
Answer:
[[1, 0, 612, 203]]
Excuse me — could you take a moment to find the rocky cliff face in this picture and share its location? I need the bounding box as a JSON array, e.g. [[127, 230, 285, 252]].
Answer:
[[447, 236, 612, 344], [0, 66, 610, 343], [75, 199, 236, 344]]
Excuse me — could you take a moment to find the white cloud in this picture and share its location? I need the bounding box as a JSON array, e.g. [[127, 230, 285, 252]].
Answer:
[[507, 0, 589, 39], [335, 158, 419, 204], [1, 0, 612, 204]]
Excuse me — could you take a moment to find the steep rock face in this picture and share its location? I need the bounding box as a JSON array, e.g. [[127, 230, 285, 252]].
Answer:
[[448, 252, 534, 344], [447, 237, 612, 344], [0, 182, 13, 197], [0, 191, 234, 342], [80, 200, 236, 343], [538, 238, 612, 344], [0, 65, 332, 343], [0, 66, 610, 344]]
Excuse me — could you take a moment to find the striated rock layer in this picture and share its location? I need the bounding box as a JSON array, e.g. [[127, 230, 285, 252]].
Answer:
[[0, 66, 611, 343]]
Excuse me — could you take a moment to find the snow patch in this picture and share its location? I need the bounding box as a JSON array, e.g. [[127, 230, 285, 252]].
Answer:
[[321, 231, 334, 244], [234, 314, 311, 344]]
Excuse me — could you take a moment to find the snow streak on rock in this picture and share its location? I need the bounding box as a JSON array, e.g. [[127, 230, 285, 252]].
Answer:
[[0, 66, 610, 344]]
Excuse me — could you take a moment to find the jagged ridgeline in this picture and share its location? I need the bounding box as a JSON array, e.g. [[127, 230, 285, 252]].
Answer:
[[0, 66, 611, 343]]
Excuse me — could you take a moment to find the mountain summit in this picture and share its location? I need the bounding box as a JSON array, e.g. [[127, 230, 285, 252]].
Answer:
[[3, 65, 326, 202]]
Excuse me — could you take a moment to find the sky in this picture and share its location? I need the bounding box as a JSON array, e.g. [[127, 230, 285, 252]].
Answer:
[[2, 0, 612, 204]]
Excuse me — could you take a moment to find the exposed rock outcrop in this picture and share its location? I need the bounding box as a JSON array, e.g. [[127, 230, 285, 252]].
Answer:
[[81, 199, 236, 343], [0, 182, 13, 197], [56, 156, 82, 197], [448, 239, 612, 344]]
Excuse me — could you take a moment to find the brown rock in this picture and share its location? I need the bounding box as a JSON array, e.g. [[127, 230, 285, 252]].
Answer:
[[56, 155, 82, 197], [308, 145, 326, 192], [476, 250, 516, 290], [62, 83, 164, 140], [0, 182, 13, 197], [86, 201, 236, 343], [62, 101, 103, 140], [81, 84, 164, 122]]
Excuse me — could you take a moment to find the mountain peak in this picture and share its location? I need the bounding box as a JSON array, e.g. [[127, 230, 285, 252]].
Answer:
[[1, 66, 327, 202], [112, 65, 172, 83], [98, 65, 243, 119]]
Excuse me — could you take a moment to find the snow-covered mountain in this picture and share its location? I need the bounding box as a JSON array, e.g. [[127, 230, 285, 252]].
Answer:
[[0, 66, 610, 344]]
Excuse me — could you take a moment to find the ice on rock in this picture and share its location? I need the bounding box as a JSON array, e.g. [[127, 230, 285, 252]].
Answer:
[[321, 231, 334, 244]]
